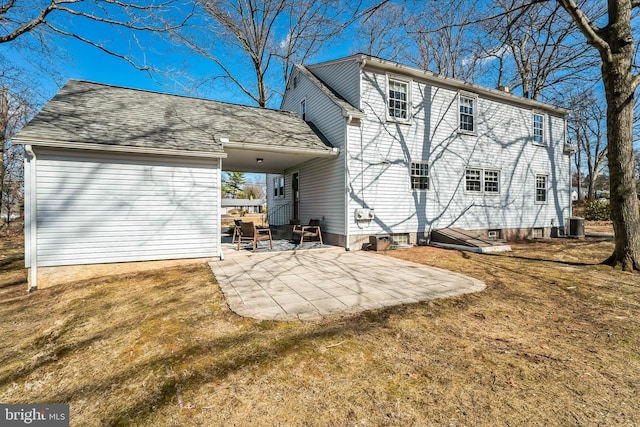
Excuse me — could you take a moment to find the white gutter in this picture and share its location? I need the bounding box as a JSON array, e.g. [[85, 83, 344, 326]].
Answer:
[[13, 138, 228, 159], [360, 55, 569, 116], [24, 145, 38, 291]]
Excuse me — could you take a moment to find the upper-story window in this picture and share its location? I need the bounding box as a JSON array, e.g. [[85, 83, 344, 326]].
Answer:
[[533, 112, 545, 145], [300, 99, 306, 121], [459, 93, 476, 134], [388, 78, 409, 121]]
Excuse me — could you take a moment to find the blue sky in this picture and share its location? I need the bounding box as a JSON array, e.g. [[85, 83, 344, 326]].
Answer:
[[1, 1, 366, 110]]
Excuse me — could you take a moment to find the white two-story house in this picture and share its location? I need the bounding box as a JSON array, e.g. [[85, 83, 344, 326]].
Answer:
[[268, 54, 573, 249]]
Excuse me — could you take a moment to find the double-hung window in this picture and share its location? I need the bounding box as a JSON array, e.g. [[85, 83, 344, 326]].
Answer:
[[410, 162, 429, 190], [536, 174, 548, 203], [273, 175, 284, 198], [466, 168, 500, 194], [459, 94, 476, 133], [465, 169, 482, 192], [388, 79, 409, 121], [484, 170, 500, 193], [533, 112, 545, 145]]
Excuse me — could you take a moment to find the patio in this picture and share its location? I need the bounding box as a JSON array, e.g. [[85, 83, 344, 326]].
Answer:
[[210, 245, 486, 321]]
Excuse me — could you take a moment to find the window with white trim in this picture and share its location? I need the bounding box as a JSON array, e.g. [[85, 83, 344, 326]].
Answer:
[[300, 99, 306, 121], [466, 168, 500, 194], [273, 175, 284, 198], [459, 94, 476, 133], [536, 174, 548, 203], [533, 112, 544, 145], [410, 162, 429, 190], [484, 169, 500, 193], [465, 168, 481, 192], [388, 79, 409, 120]]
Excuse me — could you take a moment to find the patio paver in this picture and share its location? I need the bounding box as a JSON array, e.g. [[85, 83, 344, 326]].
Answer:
[[209, 248, 485, 321]]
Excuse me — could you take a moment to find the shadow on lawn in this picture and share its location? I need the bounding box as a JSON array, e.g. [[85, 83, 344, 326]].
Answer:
[[0, 259, 424, 425], [100, 307, 414, 425]]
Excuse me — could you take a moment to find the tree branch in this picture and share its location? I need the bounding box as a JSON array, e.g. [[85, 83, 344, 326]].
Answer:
[[45, 22, 152, 72], [556, 0, 612, 63], [0, 1, 70, 44]]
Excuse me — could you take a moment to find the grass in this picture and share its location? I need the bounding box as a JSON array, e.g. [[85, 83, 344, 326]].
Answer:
[[1, 223, 639, 425]]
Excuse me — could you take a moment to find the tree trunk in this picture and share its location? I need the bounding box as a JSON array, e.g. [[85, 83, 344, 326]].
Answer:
[[0, 87, 8, 223], [600, 28, 640, 270]]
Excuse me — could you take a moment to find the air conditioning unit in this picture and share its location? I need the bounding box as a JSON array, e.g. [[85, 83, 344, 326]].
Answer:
[[355, 208, 374, 221]]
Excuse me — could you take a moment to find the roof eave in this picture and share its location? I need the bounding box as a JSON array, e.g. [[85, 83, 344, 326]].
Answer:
[[224, 140, 339, 157], [13, 138, 227, 159], [360, 56, 570, 116]]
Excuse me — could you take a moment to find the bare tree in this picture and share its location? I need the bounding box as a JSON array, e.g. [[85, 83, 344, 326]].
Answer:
[[554, 0, 640, 270], [178, 0, 347, 108], [407, 0, 483, 80], [0, 86, 7, 222], [567, 88, 608, 200], [354, 2, 408, 62], [1, 1, 190, 71], [483, 0, 596, 100]]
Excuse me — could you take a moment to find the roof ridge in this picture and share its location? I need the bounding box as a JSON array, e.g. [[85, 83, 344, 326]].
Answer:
[[64, 79, 294, 116]]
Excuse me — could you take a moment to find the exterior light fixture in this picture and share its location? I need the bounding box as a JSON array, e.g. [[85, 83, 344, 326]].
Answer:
[[256, 158, 264, 163]]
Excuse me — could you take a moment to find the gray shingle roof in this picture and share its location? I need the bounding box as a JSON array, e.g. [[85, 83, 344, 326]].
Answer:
[[16, 80, 334, 155]]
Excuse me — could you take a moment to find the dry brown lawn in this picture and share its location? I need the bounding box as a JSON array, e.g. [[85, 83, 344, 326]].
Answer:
[[1, 222, 639, 426]]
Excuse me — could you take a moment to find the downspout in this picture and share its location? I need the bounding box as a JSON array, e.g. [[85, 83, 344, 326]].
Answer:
[[24, 145, 38, 291], [344, 114, 353, 251]]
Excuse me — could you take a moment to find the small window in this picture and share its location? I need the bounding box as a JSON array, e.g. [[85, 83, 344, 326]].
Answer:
[[459, 94, 476, 133], [536, 174, 548, 203], [411, 162, 429, 190], [300, 99, 306, 121], [533, 113, 544, 145], [388, 79, 409, 120], [532, 228, 544, 239], [484, 170, 500, 193], [465, 168, 482, 192], [273, 176, 284, 198], [293, 76, 297, 89]]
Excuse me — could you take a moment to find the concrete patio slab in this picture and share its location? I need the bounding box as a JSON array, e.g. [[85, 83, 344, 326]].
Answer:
[[209, 248, 485, 321]]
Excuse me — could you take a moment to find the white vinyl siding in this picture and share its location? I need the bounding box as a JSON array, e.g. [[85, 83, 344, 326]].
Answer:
[[31, 148, 219, 267], [307, 58, 361, 108], [276, 66, 347, 235], [347, 66, 570, 237]]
